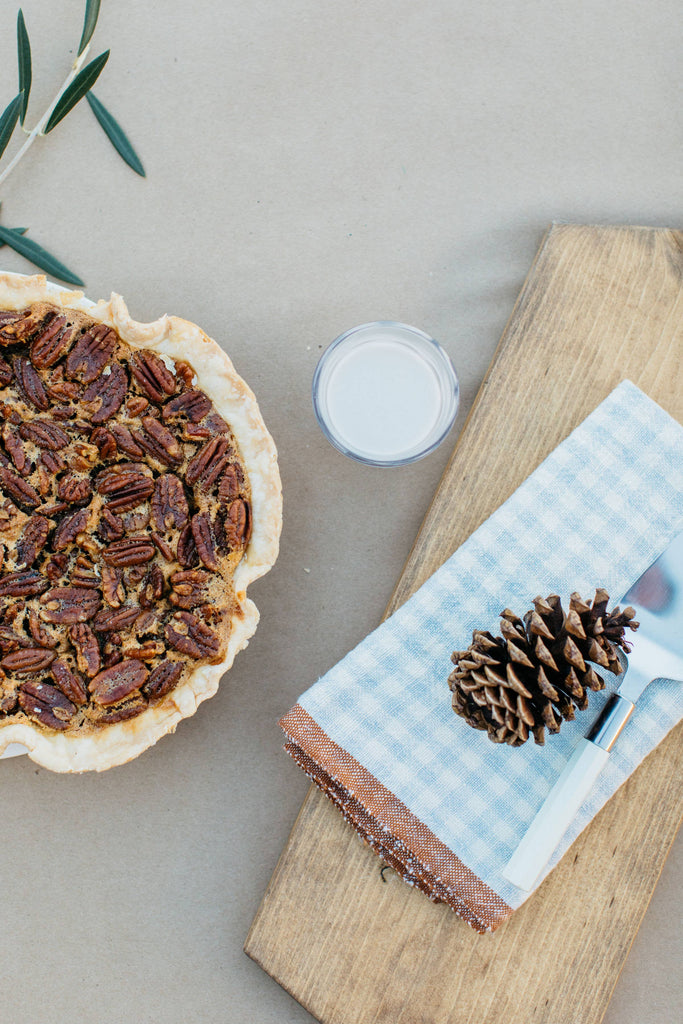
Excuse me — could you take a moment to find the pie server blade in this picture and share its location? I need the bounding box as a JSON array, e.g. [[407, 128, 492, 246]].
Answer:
[[503, 530, 683, 891]]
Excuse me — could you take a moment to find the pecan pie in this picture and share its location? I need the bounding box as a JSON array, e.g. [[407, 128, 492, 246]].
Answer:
[[0, 272, 281, 772]]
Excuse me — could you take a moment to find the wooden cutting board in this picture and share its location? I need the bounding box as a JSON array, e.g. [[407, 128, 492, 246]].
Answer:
[[245, 223, 683, 1024]]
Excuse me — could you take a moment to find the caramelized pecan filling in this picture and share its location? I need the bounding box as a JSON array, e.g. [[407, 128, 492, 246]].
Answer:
[[0, 302, 251, 732]]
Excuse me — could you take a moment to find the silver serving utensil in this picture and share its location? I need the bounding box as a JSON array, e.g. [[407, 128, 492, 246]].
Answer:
[[503, 530, 683, 891]]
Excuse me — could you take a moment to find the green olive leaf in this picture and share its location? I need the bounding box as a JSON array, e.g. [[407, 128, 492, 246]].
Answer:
[[17, 9, 32, 125], [0, 227, 28, 249], [0, 225, 84, 286], [44, 49, 109, 134], [86, 92, 145, 176], [78, 0, 102, 57], [0, 93, 23, 161]]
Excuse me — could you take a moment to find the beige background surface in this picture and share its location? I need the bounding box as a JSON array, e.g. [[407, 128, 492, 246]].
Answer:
[[0, 2, 680, 1022]]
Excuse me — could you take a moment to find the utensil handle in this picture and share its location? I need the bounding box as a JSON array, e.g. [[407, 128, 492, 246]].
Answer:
[[502, 738, 610, 891], [502, 693, 636, 891]]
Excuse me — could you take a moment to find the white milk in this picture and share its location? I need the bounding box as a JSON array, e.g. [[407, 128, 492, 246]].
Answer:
[[325, 337, 442, 458]]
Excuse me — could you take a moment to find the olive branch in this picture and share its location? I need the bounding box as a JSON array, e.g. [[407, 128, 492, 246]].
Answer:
[[0, 1, 145, 287]]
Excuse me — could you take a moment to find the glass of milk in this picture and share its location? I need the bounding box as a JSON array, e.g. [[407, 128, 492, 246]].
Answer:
[[312, 321, 459, 466]]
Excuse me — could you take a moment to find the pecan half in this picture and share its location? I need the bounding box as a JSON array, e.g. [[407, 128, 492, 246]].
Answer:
[[0, 465, 40, 508], [126, 395, 149, 418], [39, 451, 67, 475], [97, 508, 125, 543], [57, 474, 93, 505], [3, 428, 29, 475], [1, 648, 57, 673], [18, 418, 70, 450], [180, 422, 211, 443], [82, 361, 127, 424], [225, 498, 250, 550], [40, 586, 101, 623], [113, 485, 154, 519], [176, 522, 198, 568], [67, 623, 101, 678], [169, 569, 211, 609], [93, 605, 141, 632], [96, 463, 155, 513], [134, 610, 159, 636], [162, 389, 212, 423], [28, 609, 59, 648], [36, 502, 67, 521], [90, 425, 117, 459], [101, 565, 125, 608], [17, 515, 50, 567], [94, 695, 147, 724], [65, 323, 117, 383], [69, 556, 100, 589], [191, 512, 219, 570], [53, 507, 89, 550], [205, 411, 229, 434], [143, 660, 184, 700], [130, 351, 177, 402], [165, 611, 220, 660], [123, 640, 165, 661], [52, 658, 88, 704], [109, 422, 143, 457], [151, 474, 188, 531], [218, 463, 242, 504], [133, 416, 183, 467], [30, 314, 79, 368], [138, 565, 164, 608], [18, 680, 76, 730], [173, 360, 196, 387], [185, 436, 232, 487], [34, 462, 51, 497], [102, 536, 155, 567], [44, 553, 68, 583], [151, 531, 174, 561], [12, 355, 49, 411], [95, 462, 143, 491], [0, 570, 49, 597], [90, 659, 149, 705], [45, 377, 81, 403]]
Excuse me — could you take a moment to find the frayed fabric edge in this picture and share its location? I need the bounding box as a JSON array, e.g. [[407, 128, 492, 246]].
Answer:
[[280, 705, 512, 934]]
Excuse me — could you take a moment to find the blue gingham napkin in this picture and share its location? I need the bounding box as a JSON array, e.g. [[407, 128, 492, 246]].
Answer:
[[281, 381, 683, 930]]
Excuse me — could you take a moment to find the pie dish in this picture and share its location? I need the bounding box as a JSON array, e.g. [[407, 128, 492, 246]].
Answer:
[[0, 272, 282, 772]]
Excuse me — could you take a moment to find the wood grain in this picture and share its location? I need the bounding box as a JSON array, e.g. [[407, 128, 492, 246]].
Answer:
[[245, 224, 683, 1024]]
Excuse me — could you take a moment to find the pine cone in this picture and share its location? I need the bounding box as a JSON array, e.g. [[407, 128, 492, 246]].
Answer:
[[448, 589, 639, 746]]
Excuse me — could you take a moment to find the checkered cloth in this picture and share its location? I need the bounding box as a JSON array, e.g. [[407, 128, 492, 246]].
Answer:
[[281, 381, 683, 931]]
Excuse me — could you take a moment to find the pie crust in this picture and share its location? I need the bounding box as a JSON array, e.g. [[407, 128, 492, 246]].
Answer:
[[0, 272, 282, 772]]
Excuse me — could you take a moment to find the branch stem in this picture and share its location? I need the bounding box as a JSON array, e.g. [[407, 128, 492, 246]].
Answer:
[[0, 44, 91, 192]]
